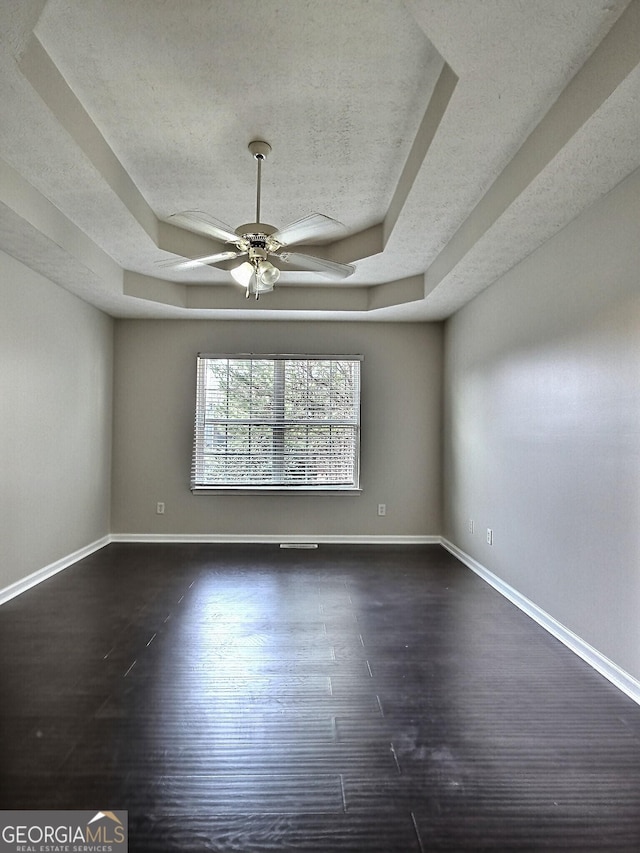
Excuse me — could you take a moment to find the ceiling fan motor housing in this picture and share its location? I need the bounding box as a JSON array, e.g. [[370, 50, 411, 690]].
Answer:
[[234, 222, 282, 259]]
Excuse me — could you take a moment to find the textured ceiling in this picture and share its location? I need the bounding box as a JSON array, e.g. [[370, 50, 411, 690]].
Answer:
[[0, 0, 638, 321]]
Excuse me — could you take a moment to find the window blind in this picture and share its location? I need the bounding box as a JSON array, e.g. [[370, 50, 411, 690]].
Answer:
[[192, 354, 362, 491]]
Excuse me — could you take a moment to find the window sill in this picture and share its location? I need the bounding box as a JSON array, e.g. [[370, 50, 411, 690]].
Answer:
[[192, 486, 363, 496]]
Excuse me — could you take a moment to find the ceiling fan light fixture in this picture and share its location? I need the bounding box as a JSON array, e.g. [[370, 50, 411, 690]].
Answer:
[[257, 259, 280, 287], [230, 260, 255, 287], [254, 276, 276, 295]]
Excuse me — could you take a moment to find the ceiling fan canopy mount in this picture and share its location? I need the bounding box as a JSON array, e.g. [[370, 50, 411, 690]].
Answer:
[[247, 139, 271, 161], [161, 140, 355, 298]]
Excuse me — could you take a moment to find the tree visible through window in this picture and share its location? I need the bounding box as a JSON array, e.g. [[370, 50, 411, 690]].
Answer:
[[191, 355, 362, 491]]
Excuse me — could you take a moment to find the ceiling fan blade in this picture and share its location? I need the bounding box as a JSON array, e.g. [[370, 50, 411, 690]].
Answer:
[[270, 213, 345, 247], [168, 210, 240, 244], [279, 251, 355, 279], [157, 250, 244, 270]]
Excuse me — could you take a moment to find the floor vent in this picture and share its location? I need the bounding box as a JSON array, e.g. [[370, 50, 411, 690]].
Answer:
[[279, 543, 319, 549]]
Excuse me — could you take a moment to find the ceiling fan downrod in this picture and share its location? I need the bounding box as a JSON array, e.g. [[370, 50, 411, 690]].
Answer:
[[249, 140, 271, 226]]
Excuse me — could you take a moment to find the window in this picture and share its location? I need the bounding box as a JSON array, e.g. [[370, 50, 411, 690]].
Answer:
[[192, 354, 362, 492]]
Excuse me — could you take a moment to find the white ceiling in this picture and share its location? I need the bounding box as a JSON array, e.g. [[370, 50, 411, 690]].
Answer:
[[0, 0, 638, 321]]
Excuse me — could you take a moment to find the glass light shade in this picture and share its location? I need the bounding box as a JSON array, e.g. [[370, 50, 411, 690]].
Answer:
[[257, 260, 280, 287], [230, 261, 255, 287], [254, 277, 275, 294]]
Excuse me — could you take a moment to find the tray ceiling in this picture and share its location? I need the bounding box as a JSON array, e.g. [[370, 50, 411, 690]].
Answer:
[[0, 0, 638, 320]]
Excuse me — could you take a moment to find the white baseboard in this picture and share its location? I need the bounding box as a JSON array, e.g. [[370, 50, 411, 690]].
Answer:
[[110, 533, 441, 545], [441, 538, 640, 707], [0, 535, 110, 606]]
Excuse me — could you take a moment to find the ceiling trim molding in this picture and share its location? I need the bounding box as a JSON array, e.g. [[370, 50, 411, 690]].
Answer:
[[383, 62, 458, 244], [123, 270, 426, 314], [368, 276, 424, 311], [124, 270, 187, 308]]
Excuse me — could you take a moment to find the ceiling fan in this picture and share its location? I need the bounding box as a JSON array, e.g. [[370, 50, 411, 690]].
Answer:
[[161, 140, 355, 299]]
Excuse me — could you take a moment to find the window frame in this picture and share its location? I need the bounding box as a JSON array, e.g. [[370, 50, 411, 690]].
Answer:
[[191, 353, 363, 495]]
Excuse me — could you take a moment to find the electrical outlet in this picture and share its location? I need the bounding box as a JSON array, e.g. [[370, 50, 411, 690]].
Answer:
[[486, 528, 493, 545], [377, 503, 387, 517], [469, 519, 474, 534], [156, 502, 165, 515]]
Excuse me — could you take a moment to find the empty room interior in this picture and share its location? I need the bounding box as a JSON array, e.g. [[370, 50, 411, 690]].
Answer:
[[1, 1, 640, 850]]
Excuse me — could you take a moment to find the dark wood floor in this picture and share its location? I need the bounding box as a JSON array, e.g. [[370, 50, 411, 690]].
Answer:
[[1, 544, 640, 851]]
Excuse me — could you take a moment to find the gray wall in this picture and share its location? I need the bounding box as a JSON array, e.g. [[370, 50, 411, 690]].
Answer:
[[443, 167, 640, 680], [0, 250, 113, 588], [111, 320, 442, 539]]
